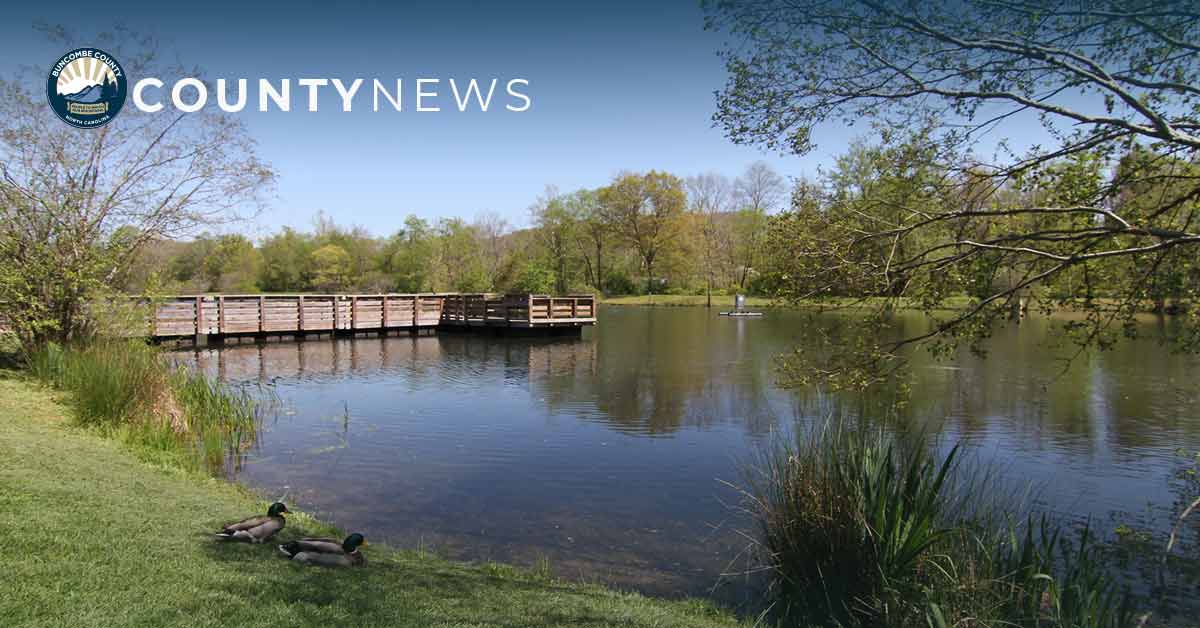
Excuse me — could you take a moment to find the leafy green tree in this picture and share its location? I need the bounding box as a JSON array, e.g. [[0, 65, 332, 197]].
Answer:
[[380, 216, 436, 292], [531, 187, 579, 294], [599, 171, 687, 295], [309, 244, 352, 291], [259, 227, 315, 292], [200, 235, 261, 293], [510, 259, 556, 294], [433, 218, 489, 292], [568, 189, 610, 293]]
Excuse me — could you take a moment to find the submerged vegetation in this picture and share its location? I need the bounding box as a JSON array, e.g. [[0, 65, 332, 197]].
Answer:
[[24, 340, 258, 474], [740, 423, 1133, 627]]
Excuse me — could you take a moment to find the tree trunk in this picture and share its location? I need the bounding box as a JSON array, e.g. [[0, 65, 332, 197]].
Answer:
[[596, 242, 603, 295], [645, 257, 655, 295]]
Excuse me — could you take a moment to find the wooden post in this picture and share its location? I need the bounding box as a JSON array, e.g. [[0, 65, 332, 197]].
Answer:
[[194, 296, 204, 339], [218, 295, 225, 335], [382, 294, 390, 329], [413, 295, 419, 327], [259, 296, 265, 333], [298, 295, 305, 332], [333, 296, 341, 331], [571, 297, 578, 320], [351, 296, 358, 330]]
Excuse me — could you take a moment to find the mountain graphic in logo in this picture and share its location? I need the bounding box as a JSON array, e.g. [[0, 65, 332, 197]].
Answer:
[[47, 48, 127, 129], [62, 82, 109, 103]]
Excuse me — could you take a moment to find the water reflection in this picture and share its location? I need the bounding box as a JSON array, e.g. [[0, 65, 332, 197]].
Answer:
[[173, 306, 1200, 615]]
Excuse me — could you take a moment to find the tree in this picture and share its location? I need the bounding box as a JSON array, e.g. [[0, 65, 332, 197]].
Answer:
[[259, 227, 315, 292], [531, 186, 578, 294], [201, 234, 261, 292], [475, 211, 510, 289], [569, 189, 609, 293], [706, 0, 1200, 386], [0, 26, 272, 349], [312, 213, 382, 291], [434, 218, 489, 292], [510, 258, 556, 294], [309, 244, 352, 291], [734, 161, 785, 214], [599, 171, 687, 295], [380, 215, 436, 292], [686, 173, 734, 305]]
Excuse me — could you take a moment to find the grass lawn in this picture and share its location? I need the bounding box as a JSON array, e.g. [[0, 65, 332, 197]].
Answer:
[[600, 294, 976, 310], [0, 375, 741, 628], [600, 295, 777, 307]]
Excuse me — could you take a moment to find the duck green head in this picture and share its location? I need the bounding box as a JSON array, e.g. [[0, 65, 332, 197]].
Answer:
[[343, 533, 367, 552], [268, 502, 290, 517]]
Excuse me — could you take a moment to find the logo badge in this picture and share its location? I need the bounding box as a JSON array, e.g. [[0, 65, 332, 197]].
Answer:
[[47, 48, 127, 128]]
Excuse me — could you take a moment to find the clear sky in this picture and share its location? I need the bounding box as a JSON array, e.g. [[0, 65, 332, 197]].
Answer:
[[5, 0, 851, 237]]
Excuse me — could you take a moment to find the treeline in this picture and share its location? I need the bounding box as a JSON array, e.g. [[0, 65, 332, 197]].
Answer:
[[124, 139, 1200, 312], [125, 162, 789, 296]]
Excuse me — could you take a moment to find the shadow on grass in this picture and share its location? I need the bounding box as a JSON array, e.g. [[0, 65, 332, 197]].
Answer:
[[195, 530, 640, 628]]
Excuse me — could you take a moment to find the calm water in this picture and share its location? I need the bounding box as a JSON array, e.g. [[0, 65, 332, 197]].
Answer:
[[177, 306, 1200, 613]]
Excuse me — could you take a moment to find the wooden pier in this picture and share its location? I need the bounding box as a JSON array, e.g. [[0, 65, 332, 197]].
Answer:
[[150, 293, 595, 342]]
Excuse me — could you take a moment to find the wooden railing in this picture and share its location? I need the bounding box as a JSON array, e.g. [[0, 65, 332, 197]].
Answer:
[[439, 294, 596, 328], [147, 293, 595, 338]]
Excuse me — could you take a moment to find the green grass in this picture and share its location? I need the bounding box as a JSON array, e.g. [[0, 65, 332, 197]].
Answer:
[[25, 340, 259, 474], [601, 294, 778, 307], [600, 294, 976, 310], [0, 375, 740, 628]]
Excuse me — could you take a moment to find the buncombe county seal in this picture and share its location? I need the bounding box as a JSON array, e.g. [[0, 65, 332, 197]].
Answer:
[[47, 47, 127, 128]]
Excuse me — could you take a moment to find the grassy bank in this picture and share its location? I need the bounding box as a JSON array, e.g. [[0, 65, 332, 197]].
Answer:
[[25, 340, 259, 474], [600, 294, 976, 310], [0, 374, 739, 628]]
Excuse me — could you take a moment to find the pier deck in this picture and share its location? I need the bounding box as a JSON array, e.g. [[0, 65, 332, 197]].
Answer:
[[149, 293, 595, 341]]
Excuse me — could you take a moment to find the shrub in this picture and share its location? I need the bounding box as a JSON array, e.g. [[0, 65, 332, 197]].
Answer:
[[741, 421, 1131, 627]]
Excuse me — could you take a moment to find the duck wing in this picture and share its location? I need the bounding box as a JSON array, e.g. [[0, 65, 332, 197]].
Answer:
[[218, 515, 270, 535], [293, 550, 365, 567], [223, 516, 284, 543], [278, 537, 343, 557]]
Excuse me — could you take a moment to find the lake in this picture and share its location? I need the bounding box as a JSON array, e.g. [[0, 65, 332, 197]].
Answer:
[[176, 305, 1200, 615]]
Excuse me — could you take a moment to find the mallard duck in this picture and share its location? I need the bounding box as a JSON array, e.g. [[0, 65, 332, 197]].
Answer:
[[214, 502, 289, 543], [278, 533, 367, 567]]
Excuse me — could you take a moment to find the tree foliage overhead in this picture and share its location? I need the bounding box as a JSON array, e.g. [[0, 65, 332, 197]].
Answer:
[[706, 0, 1200, 387]]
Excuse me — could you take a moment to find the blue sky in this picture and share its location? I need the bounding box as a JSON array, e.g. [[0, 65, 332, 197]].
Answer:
[[6, 0, 1054, 238], [7, 0, 829, 236]]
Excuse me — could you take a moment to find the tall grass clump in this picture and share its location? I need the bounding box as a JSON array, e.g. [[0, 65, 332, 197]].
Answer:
[[25, 340, 258, 474], [741, 421, 1132, 627]]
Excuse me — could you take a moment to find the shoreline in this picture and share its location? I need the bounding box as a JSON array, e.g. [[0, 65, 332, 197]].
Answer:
[[0, 373, 741, 628]]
